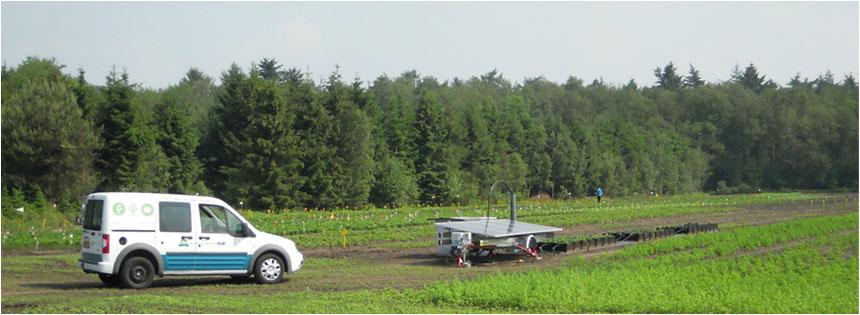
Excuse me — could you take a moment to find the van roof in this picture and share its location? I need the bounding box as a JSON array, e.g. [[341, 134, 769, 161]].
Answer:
[[88, 192, 226, 204]]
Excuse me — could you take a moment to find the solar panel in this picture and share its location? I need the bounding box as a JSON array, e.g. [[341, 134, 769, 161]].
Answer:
[[435, 219, 562, 238]]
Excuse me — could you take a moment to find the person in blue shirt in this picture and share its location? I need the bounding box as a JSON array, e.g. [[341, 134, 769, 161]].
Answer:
[[595, 187, 604, 203]]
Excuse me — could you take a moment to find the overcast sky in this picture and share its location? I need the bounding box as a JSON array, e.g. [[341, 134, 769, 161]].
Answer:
[[2, 1, 857, 89]]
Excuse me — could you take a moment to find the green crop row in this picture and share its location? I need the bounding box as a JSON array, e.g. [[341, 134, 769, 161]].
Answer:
[[0, 192, 841, 250], [250, 192, 829, 249], [613, 212, 857, 263], [2, 213, 856, 313], [419, 213, 859, 313]]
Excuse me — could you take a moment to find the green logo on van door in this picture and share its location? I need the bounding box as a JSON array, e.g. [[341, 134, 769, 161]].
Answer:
[[112, 203, 126, 215], [141, 204, 154, 216]]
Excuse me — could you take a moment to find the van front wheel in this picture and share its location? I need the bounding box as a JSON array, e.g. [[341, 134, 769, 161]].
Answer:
[[120, 256, 155, 289], [254, 254, 284, 284]]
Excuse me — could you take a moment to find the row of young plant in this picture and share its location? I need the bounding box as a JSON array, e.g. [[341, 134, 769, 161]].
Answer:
[[418, 213, 858, 313], [0, 192, 834, 250], [1, 189, 80, 249], [243, 192, 822, 248], [613, 211, 857, 263]]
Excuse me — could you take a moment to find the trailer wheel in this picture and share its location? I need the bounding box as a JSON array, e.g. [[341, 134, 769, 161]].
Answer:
[[525, 235, 538, 250]]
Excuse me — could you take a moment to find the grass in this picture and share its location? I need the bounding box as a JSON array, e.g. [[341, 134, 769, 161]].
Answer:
[[419, 213, 859, 313], [1, 192, 837, 250], [245, 192, 829, 249], [3, 209, 856, 313]]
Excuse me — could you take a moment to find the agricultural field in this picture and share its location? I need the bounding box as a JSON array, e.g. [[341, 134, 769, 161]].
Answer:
[[1, 191, 832, 251], [1, 192, 857, 313]]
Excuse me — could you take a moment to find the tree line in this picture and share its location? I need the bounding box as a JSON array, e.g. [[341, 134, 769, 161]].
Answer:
[[2, 57, 856, 211]]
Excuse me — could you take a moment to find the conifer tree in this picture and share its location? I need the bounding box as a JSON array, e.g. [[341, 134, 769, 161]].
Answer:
[[414, 89, 450, 205], [1, 58, 99, 202], [654, 62, 683, 89], [95, 68, 168, 192], [684, 64, 705, 88]]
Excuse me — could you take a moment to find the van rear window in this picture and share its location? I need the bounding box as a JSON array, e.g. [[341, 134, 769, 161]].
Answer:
[[83, 200, 104, 230], [159, 202, 191, 232]]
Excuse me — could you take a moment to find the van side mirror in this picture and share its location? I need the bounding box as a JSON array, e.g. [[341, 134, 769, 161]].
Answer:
[[241, 222, 256, 238]]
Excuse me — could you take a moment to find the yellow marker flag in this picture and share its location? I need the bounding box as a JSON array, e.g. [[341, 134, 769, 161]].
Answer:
[[341, 228, 349, 249]]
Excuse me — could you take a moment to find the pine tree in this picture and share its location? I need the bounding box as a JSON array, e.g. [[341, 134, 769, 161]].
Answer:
[[172, 68, 218, 138], [684, 64, 705, 88], [156, 88, 207, 194], [623, 79, 638, 90], [842, 74, 857, 90], [199, 64, 246, 197], [293, 73, 336, 209], [217, 70, 303, 210], [654, 62, 683, 89], [732, 63, 772, 92], [463, 103, 497, 193], [1, 59, 99, 203], [182, 67, 207, 84], [95, 68, 168, 192], [370, 156, 417, 207], [258, 58, 283, 81], [414, 89, 450, 205], [322, 73, 374, 208], [788, 73, 809, 89], [814, 70, 836, 92], [71, 68, 100, 117]]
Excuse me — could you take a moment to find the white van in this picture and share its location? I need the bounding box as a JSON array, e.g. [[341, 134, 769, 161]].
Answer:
[[79, 192, 303, 288]]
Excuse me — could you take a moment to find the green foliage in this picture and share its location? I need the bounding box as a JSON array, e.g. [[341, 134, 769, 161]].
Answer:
[[683, 64, 705, 88], [95, 68, 169, 192], [1, 57, 856, 209], [420, 213, 858, 313], [155, 84, 207, 194], [370, 156, 417, 207], [229, 192, 820, 250], [213, 66, 303, 210], [326, 73, 374, 208], [654, 61, 683, 90], [732, 63, 775, 92], [1, 186, 80, 250], [414, 89, 452, 205], [4, 203, 854, 313], [1, 57, 99, 203]]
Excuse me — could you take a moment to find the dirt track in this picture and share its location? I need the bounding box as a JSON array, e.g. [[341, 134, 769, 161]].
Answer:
[[304, 193, 857, 267], [1, 193, 856, 306]]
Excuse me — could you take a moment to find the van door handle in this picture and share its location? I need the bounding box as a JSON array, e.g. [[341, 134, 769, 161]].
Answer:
[[181, 236, 193, 240], [199, 236, 210, 240]]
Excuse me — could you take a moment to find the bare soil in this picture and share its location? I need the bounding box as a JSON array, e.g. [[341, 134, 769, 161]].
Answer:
[[1, 193, 856, 305], [304, 193, 857, 265]]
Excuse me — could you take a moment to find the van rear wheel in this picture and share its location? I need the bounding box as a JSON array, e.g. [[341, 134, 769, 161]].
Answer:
[[120, 256, 155, 289], [98, 273, 121, 287], [254, 254, 284, 284]]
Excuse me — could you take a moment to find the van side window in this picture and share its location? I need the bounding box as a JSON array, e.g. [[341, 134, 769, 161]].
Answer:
[[83, 200, 104, 230], [159, 202, 191, 232], [199, 204, 243, 235]]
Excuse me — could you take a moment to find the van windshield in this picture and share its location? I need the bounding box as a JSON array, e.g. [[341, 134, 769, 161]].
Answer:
[[83, 199, 104, 230]]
